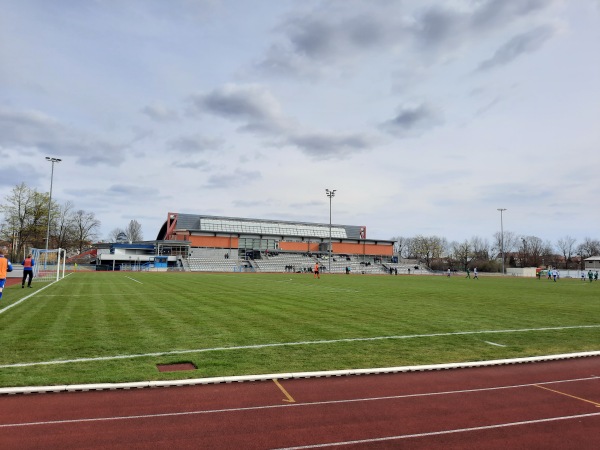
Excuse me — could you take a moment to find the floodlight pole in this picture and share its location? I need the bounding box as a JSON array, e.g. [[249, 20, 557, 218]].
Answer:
[[497, 208, 506, 274], [326, 189, 336, 273], [45, 157, 61, 268]]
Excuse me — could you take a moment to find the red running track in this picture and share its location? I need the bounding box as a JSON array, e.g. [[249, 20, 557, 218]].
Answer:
[[0, 357, 599, 449]]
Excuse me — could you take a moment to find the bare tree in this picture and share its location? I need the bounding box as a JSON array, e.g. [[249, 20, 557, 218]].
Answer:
[[108, 228, 125, 243], [125, 220, 143, 242], [520, 235, 549, 267], [577, 237, 600, 269], [452, 240, 472, 270], [470, 236, 491, 260], [54, 201, 75, 251], [391, 236, 411, 259], [412, 235, 446, 268], [556, 235, 577, 269], [72, 210, 101, 253]]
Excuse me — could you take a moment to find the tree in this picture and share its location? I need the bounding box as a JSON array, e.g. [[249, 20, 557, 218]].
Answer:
[[470, 236, 491, 261], [108, 228, 125, 243], [72, 210, 101, 253], [556, 236, 577, 269], [577, 237, 600, 269], [125, 220, 143, 242], [412, 235, 446, 268], [520, 235, 548, 267], [452, 240, 472, 270], [54, 201, 75, 251], [0, 183, 53, 258], [391, 236, 411, 259]]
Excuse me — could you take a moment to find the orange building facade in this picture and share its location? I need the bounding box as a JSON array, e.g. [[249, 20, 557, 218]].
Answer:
[[159, 213, 394, 258]]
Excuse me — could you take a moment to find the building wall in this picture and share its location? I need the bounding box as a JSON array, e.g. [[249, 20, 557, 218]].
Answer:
[[279, 241, 320, 252], [333, 242, 393, 256], [189, 235, 239, 249], [506, 268, 538, 277], [585, 259, 600, 269]]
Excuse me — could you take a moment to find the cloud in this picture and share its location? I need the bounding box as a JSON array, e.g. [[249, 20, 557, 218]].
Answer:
[[168, 134, 224, 154], [470, 0, 551, 30], [287, 131, 376, 159], [381, 103, 443, 137], [256, 4, 408, 76], [189, 84, 288, 134], [190, 83, 377, 159], [0, 107, 127, 166], [256, 0, 559, 77], [141, 104, 179, 122], [171, 160, 211, 170], [108, 184, 159, 197], [204, 169, 262, 189], [477, 25, 556, 71], [0, 162, 40, 188]]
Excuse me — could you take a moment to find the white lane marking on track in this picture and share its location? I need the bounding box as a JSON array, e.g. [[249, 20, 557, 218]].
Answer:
[[0, 376, 598, 429], [1, 324, 599, 368], [271, 412, 600, 449]]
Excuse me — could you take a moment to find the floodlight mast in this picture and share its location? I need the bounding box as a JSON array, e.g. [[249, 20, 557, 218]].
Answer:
[[45, 157, 62, 267], [326, 189, 336, 273], [497, 208, 506, 274]]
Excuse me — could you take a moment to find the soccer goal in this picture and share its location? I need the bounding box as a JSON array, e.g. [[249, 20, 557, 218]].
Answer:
[[31, 248, 67, 283]]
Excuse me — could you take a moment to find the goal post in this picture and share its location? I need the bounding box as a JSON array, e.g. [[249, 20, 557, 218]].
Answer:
[[31, 248, 66, 282]]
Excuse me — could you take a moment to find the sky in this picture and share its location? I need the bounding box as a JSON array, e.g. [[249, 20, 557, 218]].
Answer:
[[1, 0, 599, 246]]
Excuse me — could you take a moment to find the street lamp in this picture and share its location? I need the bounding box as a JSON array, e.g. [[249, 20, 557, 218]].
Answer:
[[45, 157, 61, 264], [325, 189, 336, 273], [497, 208, 506, 274]]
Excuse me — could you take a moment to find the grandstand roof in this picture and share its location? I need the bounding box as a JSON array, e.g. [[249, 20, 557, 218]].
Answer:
[[158, 213, 375, 241]]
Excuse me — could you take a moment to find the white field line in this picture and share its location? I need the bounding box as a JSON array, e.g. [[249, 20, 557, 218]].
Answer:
[[125, 276, 142, 284], [484, 341, 507, 347], [0, 273, 72, 315], [0, 376, 599, 429], [1, 324, 599, 369]]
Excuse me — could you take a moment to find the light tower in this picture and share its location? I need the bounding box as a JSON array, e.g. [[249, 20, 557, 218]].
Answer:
[[497, 208, 506, 274], [325, 189, 336, 273], [45, 157, 62, 262]]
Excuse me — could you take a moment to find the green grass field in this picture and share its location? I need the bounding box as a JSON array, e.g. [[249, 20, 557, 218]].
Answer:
[[0, 272, 598, 388]]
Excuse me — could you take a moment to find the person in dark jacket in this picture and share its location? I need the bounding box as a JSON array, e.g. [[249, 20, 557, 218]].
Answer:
[[22, 254, 35, 288]]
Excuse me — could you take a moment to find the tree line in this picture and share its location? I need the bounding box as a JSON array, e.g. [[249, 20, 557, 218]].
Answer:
[[0, 183, 143, 260], [392, 232, 600, 272]]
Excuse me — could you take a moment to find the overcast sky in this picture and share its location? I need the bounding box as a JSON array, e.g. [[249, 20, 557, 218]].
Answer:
[[1, 0, 599, 245]]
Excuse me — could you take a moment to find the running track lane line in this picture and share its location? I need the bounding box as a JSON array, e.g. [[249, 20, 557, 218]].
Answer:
[[270, 412, 600, 450], [1, 375, 598, 429]]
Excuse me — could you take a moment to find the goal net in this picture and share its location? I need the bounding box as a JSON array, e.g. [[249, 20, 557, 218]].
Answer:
[[31, 248, 66, 283]]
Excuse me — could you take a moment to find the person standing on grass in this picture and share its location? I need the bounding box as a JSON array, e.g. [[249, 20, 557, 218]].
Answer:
[[473, 267, 478, 279], [465, 267, 470, 278], [0, 247, 14, 301], [21, 253, 35, 288], [314, 261, 320, 279]]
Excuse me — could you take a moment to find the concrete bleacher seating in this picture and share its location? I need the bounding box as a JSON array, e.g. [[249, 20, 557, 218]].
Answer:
[[252, 253, 316, 273], [183, 250, 407, 274]]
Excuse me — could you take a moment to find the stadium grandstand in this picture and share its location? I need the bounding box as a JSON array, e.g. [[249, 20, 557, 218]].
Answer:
[[71, 212, 421, 274]]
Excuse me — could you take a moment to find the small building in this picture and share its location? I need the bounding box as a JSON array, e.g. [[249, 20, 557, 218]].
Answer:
[[584, 256, 600, 270]]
